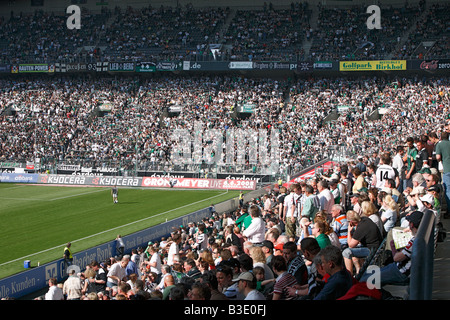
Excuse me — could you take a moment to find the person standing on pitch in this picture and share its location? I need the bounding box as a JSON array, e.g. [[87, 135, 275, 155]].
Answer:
[[112, 185, 118, 203], [63, 242, 73, 271]]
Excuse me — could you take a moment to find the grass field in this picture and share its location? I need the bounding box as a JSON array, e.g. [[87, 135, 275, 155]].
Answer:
[[0, 183, 239, 279]]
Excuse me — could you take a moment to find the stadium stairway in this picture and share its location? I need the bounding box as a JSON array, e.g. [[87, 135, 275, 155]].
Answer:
[[218, 8, 237, 45], [366, 108, 381, 121], [301, 3, 319, 58]]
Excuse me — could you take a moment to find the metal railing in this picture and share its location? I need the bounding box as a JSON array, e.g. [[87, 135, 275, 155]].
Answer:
[[410, 211, 436, 300]]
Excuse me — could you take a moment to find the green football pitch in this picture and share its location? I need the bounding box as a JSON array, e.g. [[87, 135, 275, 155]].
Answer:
[[0, 183, 239, 279]]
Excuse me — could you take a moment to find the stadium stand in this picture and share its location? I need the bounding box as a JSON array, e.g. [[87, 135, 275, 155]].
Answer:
[[308, 3, 423, 61], [1, 1, 448, 63], [223, 3, 311, 61], [392, 2, 450, 60], [0, 0, 449, 302], [1, 76, 447, 177]]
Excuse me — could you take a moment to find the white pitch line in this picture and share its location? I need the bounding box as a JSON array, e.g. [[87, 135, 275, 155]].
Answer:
[[0, 197, 49, 201], [1, 185, 26, 190], [49, 188, 106, 201], [0, 190, 229, 268], [0, 188, 106, 202]]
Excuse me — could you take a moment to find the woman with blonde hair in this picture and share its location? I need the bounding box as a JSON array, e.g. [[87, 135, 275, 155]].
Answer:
[[380, 194, 398, 233], [367, 187, 380, 209], [85, 292, 99, 300], [249, 246, 274, 280], [361, 201, 383, 235], [197, 249, 216, 271], [82, 267, 97, 296]]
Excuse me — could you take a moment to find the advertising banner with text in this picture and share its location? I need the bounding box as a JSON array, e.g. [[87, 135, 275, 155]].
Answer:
[[339, 60, 407, 71], [0, 173, 39, 183], [11, 64, 55, 74], [38, 174, 142, 187], [13, 59, 448, 75], [182, 61, 230, 71], [409, 59, 450, 71], [36, 174, 256, 190], [141, 177, 256, 190]]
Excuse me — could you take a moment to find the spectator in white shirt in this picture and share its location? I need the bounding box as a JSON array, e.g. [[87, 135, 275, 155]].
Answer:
[[145, 246, 162, 275], [392, 145, 405, 192], [317, 180, 334, 221], [167, 234, 182, 266], [243, 205, 266, 245], [283, 183, 301, 240], [44, 278, 64, 300], [106, 256, 129, 288], [263, 194, 272, 211]]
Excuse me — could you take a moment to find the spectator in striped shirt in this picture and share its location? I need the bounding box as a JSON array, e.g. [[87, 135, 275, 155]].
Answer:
[[330, 204, 348, 249], [192, 223, 208, 252], [287, 237, 324, 300], [282, 241, 308, 286], [270, 255, 298, 300]]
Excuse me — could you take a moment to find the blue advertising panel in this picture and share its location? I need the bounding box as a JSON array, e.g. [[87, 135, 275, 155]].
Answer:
[[0, 173, 39, 183]]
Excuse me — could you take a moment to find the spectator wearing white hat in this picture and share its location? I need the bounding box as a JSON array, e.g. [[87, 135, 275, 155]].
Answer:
[[234, 271, 266, 300], [418, 193, 439, 226]]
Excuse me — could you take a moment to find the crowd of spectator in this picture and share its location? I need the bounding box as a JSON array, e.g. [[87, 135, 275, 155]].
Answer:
[[308, 3, 423, 61], [100, 5, 229, 63], [1, 1, 448, 64], [287, 76, 449, 159], [1, 75, 448, 178], [38, 118, 450, 300], [223, 2, 311, 61], [392, 2, 450, 60]]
